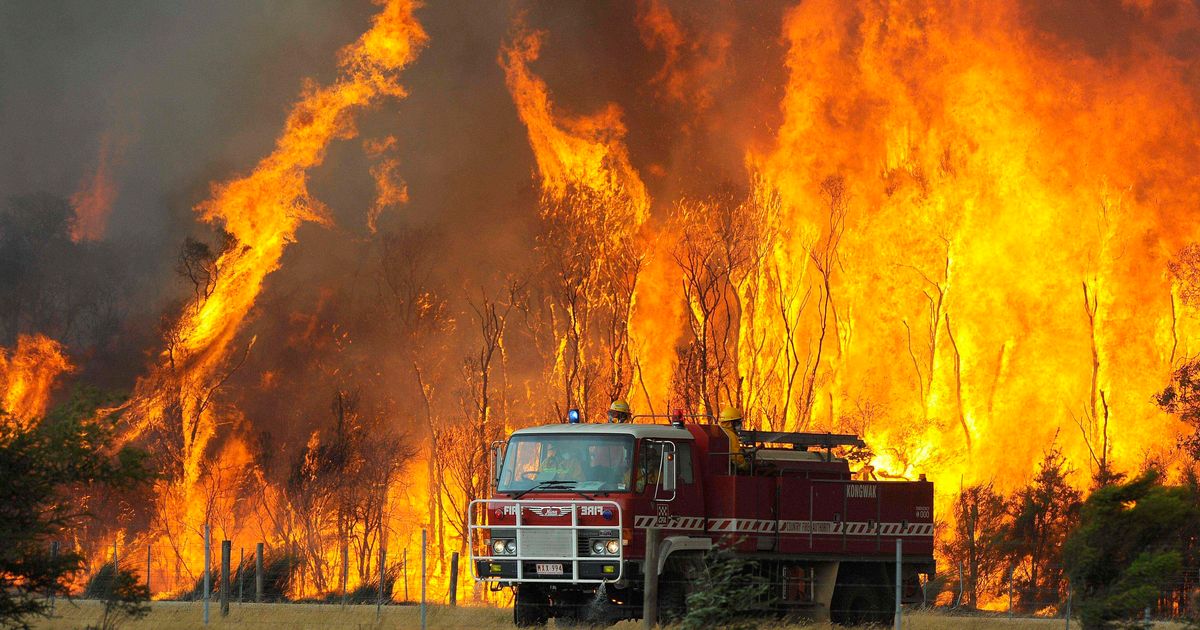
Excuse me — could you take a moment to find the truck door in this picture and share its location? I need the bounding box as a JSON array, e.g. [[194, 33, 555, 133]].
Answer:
[[639, 440, 703, 533]]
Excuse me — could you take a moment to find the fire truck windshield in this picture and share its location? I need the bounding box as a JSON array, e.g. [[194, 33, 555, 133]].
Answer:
[[498, 434, 634, 493]]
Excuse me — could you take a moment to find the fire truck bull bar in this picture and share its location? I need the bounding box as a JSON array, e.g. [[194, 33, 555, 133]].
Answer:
[[468, 499, 624, 584]]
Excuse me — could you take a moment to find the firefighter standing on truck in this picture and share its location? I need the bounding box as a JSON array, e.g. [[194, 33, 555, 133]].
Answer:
[[593, 399, 634, 487], [607, 399, 632, 423], [719, 406, 749, 472]]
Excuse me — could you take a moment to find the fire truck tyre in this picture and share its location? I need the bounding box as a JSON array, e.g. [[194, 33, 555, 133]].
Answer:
[[515, 587, 550, 627], [830, 574, 892, 626], [658, 572, 688, 623]]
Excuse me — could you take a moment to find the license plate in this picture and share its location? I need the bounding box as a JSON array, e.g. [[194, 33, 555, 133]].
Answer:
[[535, 563, 564, 574]]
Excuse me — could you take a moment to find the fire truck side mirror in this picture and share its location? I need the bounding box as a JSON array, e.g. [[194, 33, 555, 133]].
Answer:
[[490, 441, 505, 489], [662, 452, 677, 493]]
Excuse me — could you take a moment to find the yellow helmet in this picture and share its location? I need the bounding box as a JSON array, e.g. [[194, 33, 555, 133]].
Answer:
[[609, 400, 631, 414], [719, 406, 742, 422]]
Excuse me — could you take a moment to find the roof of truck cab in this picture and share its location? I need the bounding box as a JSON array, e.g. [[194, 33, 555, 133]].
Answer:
[[510, 422, 694, 440]]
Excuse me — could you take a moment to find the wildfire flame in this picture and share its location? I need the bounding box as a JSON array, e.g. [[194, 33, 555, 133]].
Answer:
[[500, 23, 649, 218], [69, 133, 124, 243], [13, 0, 1200, 605], [111, 0, 427, 580], [503, 0, 1200, 511], [0, 334, 73, 426], [365, 136, 409, 233]]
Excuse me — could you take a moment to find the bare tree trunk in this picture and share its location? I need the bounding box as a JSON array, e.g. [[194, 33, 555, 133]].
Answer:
[[944, 313, 971, 451]]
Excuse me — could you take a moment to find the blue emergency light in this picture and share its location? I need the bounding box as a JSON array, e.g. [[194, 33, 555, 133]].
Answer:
[[568, 408, 581, 424]]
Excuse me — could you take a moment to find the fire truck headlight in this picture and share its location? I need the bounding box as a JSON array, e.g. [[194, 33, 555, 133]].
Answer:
[[504, 540, 516, 555], [492, 539, 507, 555], [591, 539, 605, 555], [605, 539, 620, 555]]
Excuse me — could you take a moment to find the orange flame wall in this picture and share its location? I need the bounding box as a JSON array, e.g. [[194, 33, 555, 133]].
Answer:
[[752, 0, 1200, 490], [507, 0, 1200, 505]]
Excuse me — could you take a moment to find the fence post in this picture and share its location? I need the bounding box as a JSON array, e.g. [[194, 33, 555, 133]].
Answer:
[[146, 545, 152, 597], [421, 529, 427, 630], [378, 540, 387, 620], [111, 539, 118, 601], [894, 537, 902, 630], [403, 548, 409, 602], [956, 561, 964, 607], [203, 524, 210, 625], [1065, 584, 1072, 630], [341, 540, 348, 608], [49, 541, 59, 613], [238, 547, 244, 604], [1008, 566, 1014, 618], [220, 540, 230, 617], [644, 527, 660, 629], [449, 552, 460, 606], [255, 542, 263, 603]]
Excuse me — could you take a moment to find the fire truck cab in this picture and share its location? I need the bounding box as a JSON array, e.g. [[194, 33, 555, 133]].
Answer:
[[470, 415, 934, 626]]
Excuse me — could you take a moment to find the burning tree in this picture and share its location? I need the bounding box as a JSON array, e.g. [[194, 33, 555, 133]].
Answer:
[[282, 391, 412, 594], [1160, 242, 1200, 463], [378, 227, 453, 562], [440, 283, 517, 556], [1156, 359, 1200, 462], [0, 393, 151, 628], [0, 194, 136, 354], [533, 185, 644, 421], [1002, 444, 1082, 612], [1072, 194, 1125, 488], [669, 184, 774, 418], [941, 482, 1008, 609]]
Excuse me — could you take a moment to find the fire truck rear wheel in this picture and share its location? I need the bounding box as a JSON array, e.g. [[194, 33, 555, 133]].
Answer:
[[830, 573, 893, 626], [514, 587, 550, 627]]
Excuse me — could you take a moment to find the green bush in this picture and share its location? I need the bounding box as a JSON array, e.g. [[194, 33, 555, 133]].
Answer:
[[184, 549, 299, 602], [1065, 472, 1199, 629], [680, 545, 772, 630], [82, 562, 149, 630]]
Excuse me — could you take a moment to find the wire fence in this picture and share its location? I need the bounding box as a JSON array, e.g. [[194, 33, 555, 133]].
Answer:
[[53, 532, 1200, 628], [60, 526, 461, 613]]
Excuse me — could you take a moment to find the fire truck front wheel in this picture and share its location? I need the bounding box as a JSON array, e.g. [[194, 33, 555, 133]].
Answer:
[[514, 586, 550, 627]]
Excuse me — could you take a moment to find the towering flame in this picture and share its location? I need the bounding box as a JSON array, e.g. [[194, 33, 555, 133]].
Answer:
[[500, 24, 649, 218], [365, 136, 408, 233], [69, 133, 124, 243], [119, 0, 427, 562], [0, 334, 73, 425]]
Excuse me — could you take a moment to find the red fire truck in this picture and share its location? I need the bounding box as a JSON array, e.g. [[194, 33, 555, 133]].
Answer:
[[470, 412, 935, 626]]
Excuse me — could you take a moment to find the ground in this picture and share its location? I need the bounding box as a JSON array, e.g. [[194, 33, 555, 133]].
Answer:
[[30, 601, 1190, 629]]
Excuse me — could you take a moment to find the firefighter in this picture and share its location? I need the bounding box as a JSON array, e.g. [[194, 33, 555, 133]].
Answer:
[[589, 443, 632, 489], [607, 399, 632, 423], [541, 442, 583, 480], [718, 406, 749, 472]]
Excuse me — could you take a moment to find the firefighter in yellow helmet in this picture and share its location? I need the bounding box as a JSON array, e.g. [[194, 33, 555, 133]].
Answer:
[[608, 399, 632, 424], [718, 406, 748, 472]]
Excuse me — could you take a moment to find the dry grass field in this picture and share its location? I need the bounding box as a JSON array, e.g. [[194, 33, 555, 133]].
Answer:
[[31, 601, 1190, 629]]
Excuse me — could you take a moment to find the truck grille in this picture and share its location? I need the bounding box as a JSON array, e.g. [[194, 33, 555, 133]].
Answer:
[[520, 529, 573, 558]]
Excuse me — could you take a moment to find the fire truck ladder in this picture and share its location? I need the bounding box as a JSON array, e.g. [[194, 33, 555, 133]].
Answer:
[[738, 431, 865, 459]]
